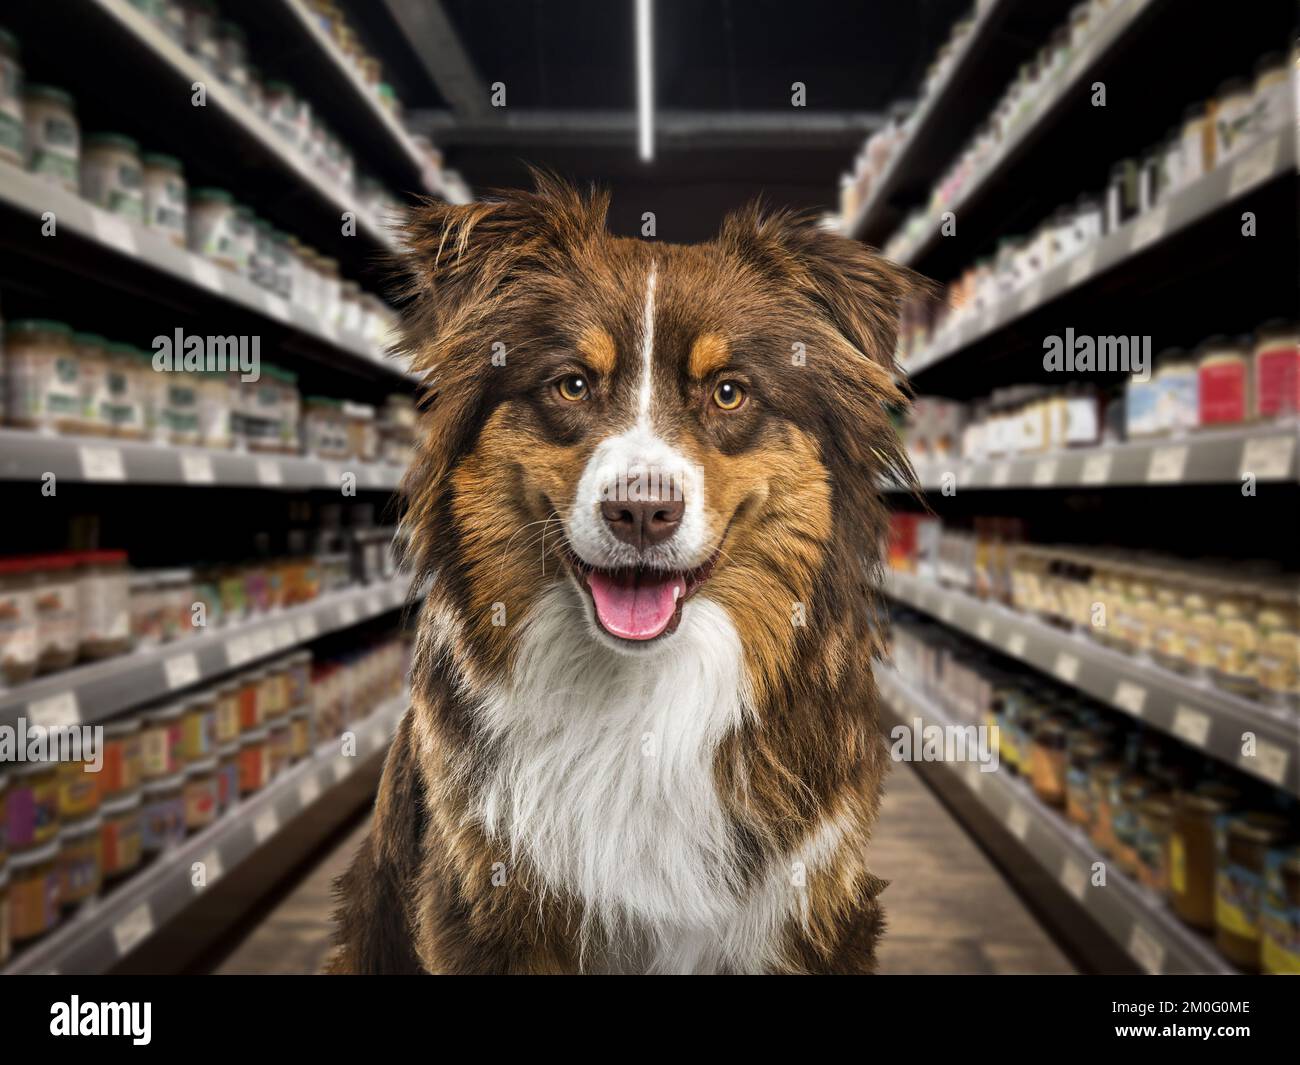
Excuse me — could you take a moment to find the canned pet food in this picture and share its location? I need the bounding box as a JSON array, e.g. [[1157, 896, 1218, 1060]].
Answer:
[[23, 84, 78, 193], [56, 757, 99, 820], [179, 694, 216, 763], [141, 774, 185, 854], [142, 151, 187, 246], [289, 705, 311, 761], [32, 553, 79, 672], [141, 703, 184, 780], [99, 790, 143, 879], [214, 682, 241, 744], [79, 132, 144, 222], [56, 814, 102, 906], [78, 549, 131, 660], [182, 758, 219, 830], [215, 742, 239, 811], [0, 557, 38, 685], [238, 727, 270, 795], [1216, 813, 1291, 971], [238, 670, 265, 731], [268, 719, 291, 778], [99, 718, 143, 798], [6, 761, 58, 851], [7, 839, 59, 942]]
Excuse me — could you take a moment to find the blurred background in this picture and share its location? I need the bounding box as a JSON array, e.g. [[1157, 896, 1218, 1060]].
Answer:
[[0, 0, 1295, 976]]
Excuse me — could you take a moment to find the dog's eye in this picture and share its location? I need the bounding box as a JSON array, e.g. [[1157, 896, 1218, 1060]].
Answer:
[[557, 374, 589, 402], [712, 380, 746, 411]]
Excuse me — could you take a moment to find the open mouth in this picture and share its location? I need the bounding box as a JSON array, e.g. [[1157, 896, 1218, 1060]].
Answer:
[[564, 548, 719, 642]]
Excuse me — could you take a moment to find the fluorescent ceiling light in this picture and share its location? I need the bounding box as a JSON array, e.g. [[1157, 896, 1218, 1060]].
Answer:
[[636, 0, 653, 161]]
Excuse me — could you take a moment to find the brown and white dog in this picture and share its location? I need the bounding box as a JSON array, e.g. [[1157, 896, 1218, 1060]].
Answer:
[[330, 174, 917, 974]]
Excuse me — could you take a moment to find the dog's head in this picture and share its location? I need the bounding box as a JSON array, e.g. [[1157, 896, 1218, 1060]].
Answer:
[[400, 174, 914, 698]]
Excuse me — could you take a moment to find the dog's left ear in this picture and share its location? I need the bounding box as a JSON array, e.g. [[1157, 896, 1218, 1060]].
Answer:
[[718, 204, 922, 376]]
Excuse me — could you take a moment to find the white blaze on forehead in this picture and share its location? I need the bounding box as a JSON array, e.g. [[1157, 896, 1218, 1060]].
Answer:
[[637, 264, 658, 425]]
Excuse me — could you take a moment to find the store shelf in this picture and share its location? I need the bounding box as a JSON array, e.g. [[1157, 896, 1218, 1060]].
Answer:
[[881, 570, 1299, 795], [0, 163, 404, 381], [88, 0, 398, 252], [893, 422, 1299, 492], [1, 692, 407, 975], [903, 126, 1296, 375], [0, 428, 406, 491], [888, 0, 1162, 268], [875, 666, 1235, 974], [0, 577, 411, 731]]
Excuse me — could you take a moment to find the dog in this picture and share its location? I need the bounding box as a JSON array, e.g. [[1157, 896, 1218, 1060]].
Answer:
[[330, 173, 916, 974]]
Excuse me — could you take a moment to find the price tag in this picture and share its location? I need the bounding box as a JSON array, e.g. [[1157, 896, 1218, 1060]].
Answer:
[[991, 463, 1012, 487], [251, 627, 275, 658], [364, 465, 384, 487], [1006, 804, 1031, 841], [1241, 739, 1289, 787], [1059, 859, 1088, 901], [295, 614, 319, 642], [1053, 652, 1080, 684], [113, 904, 155, 957], [321, 463, 343, 487], [1080, 452, 1113, 485], [939, 601, 956, 624], [1032, 458, 1058, 486], [365, 594, 382, 616], [1129, 203, 1168, 253], [337, 602, 359, 627], [253, 808, 280, 844], [1113, 680, 1147, 716], [1018, 280, 1043, 314], [1006, 632, 1027, 657], [975, 617, 995, 641], [333, 756, 352, 781], [1240, 435, 1294, 480], [261, 292, 292, 322], [1128, 924, 1166, 975], [226, 634, 255, 668], [79, 445, 126, 482], [163, 652, 201, 691], [1172, 705, 1211, 748], [1066, 248, 1097, 288], [255, 458, 283, 487], [1227, 134, 1280, 198], [1147, 445, 1188, 484], [189, 256, 225, 293], [200, 849, 224, 885], [27, 690, 80, 728], [297, 776, 321, 807], [966, 765, 985, 794], [90, 208, 139, 255], [179, 452, 215, 484], [274, 622, 296, 650]]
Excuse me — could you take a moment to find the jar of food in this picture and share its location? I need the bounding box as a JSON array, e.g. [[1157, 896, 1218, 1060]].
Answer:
[[1028, 718, 1068, 807], [1136, 795, 1175, 896], [179, 693, 216, 763], [162, 372, 200, 446], [1182, 577, 1221, 678], [230, 203, 256, 277], [1261, 848, 1300, 975], [215, 20, 249, 97], [1256, 586, 1299, 712], [0, 27, 23, 167], [141, 152, 187, 246], [213, 682, 241, 745], [289, 705, 312, 761], [1113, 777, 1155, 876], [140, 773, 185, 854], [6, 761, 58, 851], [1213, 77, 1253, 163], [80, 132, 144, 222], [1216, 812, 1292, 971], [6, 319, 80, 432], [216, 742, 240, 811], [99, 717, 143, 798], [57, 757, 99, 820], [1213, 587, 1259, 699], [1197, 336, 1252, 427], [0, 557, 38, 685], [140, 703, 184, 780], [77, 549, 130, 659], [274, 367, 300, 453], [186, 187, 238, 270], [1170, 784, 1240, 930], [182, 0, 221, 71], [31, 553, 79, 672], [156, 568, 194, 641], [99, 790, 143, 879], [1088, 762, 1124, 856], [56, 814, 102, 907], [105, 342, 147, 439], [181, 758, 218, 830], [342, 401, 377, 462], [244, 374, 284, 452], [7, 840, 59, 943], [128, 571, 163, 647], [1181, 103, 1211, 183], [1065, 738, 1105, 828], [1152, 355, 1198, 436], [286, 650, 311, 708], [23, 84, 79, 193], [268, 719, 292, 778], [263, 81, 301, 147], [303, 396, 347, 459], [238, 671, 264, 731], [74, 331, 112, 434], [1252, 320, 1299, 420], [238, 727, 271, 795]]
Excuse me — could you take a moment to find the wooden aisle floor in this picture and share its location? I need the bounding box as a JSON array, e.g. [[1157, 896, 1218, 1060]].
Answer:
[[214, 761, 1074, 975]]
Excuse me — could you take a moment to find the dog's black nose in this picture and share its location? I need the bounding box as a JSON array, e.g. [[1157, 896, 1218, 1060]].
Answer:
[[600, 498, 684, 549]]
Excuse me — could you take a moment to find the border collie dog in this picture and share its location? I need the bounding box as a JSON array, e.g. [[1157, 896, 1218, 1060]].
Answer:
[[331, 174, 916, 974]]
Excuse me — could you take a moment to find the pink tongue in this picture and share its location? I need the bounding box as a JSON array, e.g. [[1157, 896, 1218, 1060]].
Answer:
[[586, 569, 687, 640]]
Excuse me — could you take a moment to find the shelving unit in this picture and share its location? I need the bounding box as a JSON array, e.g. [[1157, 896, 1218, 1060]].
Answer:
[[883, 571, 1299, 795], [0, 577, 412, 731], [876, 667, 1235, 975], [1, 692, 407, 975]]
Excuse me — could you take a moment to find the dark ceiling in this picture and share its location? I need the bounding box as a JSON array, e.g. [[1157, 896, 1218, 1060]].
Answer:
[[348, 0, 973, 241]]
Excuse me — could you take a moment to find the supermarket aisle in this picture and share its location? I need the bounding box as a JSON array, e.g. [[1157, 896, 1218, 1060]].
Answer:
[[214, 763, 1074, 975]]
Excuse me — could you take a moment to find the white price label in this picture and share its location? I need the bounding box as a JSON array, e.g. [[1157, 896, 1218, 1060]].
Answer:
[[1065, 248, 1097, 288], [251, 628, 275, 657], [1018, 280, 1043, 314], [1113, 680, 1147, 716], [1172, 705, 1211, 748], [939, 601, 956, 624], [274, 622, 296, 650], [255, 458, 283, 486], [1227, 135, 1280, 198], [1241, 739, 1290, 787], [976, 618, 995, 641], [1080, 452, 1113, 485], [1129, 204, 1168, 253], [1147, 445, 1188, 484], [200, 849, 224, 885], [27, 690, 80, 728], [967, 765, 985, 794], [337, 602, 359, 627], [991, 463, 1012, 487], [295, 614, 319, 642], [90, 208, 138, 255], [321, 463, 343, 487], [297, 776, 322, 806], [79, 445, 126, 482], [1032, 458, 1058, 486], [1053, 652, 1080, 684], [189, 256, 225, 292], [333, 756, 352, 781], [179, 452, 215, 484], [1006, 804, 1031, 841], [1006, 632, 1027, 657], [253, 809, 280, 843], [163, 652, 201, 691], [113, 904, 155, 957], [365, 594, 382, 616], [1059, 859, 1088, 901], [226, 635, 255, 668], [1128, 924, 1166, 975], [261, 293, 292, 322], [1240, 435, 1294, 480]]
